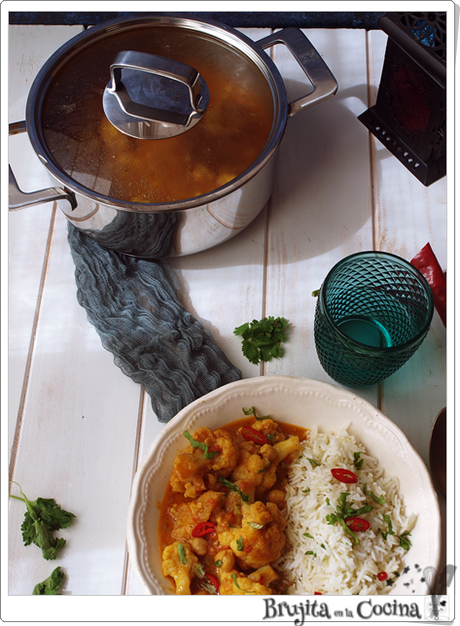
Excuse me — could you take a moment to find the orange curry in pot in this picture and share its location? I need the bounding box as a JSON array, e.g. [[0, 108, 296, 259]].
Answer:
[[158, 415, 307, 595], [41, 26, 274, 204]]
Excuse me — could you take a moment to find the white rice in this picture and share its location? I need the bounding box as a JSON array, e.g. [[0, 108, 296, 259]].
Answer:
[[276, 425, 417, 595]]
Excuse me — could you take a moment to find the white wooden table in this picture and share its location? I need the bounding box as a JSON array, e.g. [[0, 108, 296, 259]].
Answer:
[[7, 22, 448, 612]]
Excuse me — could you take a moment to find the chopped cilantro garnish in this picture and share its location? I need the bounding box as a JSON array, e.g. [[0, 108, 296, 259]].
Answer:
[[399, 531, 412, 550], [217, 476, 250, 503], [236, 537, 244, 551], [258, 462, 271, 474], [303, 532, 314, 539], [353, 451, 364, 470], [363, 483, 385, 504], [305, 551, 317, 557], [242, 407, 270, 420], [379, 515, 395, 540], [183, 430, 219, 460], [177, 543, 187, 564], [325, 492, 374, 545]]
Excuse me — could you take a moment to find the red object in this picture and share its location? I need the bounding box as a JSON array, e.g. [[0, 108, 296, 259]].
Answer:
[[204, 573, 220, 593], [411, 243, 446, 326], [191, 573, 220, 594], [344, 517, 371, 532], [314, 591, 323, 595], [191, 521, 216, 538], [241, 427, 268, 445], [377, 571, 388, 582], [331, 468, 358, 483]]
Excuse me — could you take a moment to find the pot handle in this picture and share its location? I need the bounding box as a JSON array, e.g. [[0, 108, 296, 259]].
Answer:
[[9, 121, 76, 211], [258, 28, 338, 117]]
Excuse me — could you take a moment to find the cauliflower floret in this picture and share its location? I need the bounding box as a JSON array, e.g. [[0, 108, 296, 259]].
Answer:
[[170, 490, 225, 542], [217, 500, 286, 569], [162, 541, 198, 595], [273, 435, 302, 463], [170, 428, 239, 496], [220, 567, 276, 595], [230, 435, 301, 501], [248, 418, 286, 443]]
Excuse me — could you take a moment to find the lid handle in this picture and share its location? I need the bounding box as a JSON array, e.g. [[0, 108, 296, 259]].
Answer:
[[103, 51, 209, 139]]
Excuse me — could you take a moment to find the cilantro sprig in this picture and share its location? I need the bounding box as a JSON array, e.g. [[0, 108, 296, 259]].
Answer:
[[234, 316, 288, 364], [32, 567, 65, 595], [10, 483, 76, 560]]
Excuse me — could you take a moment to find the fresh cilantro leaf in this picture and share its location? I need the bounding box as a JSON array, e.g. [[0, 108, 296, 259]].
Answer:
[[217, 476, 250, 503], [379, 515, 395, 540], [305, 551, 317, 557], [353, 451, 364, 470], [177, 543, 187, 564], [32, 567, 65, 595], [231, 573, 255, 593], [258, 462, 271, 474], [399, 531, 412, 550], [10, 483, 76, 560], [363, 483, 385, 504], [234, 316, 288, 364], [302, 488, 311, 494], [236, 537, 244, 551], [242, 407, 270, 420], [183, 430, 219, 460], [303, 532, 314, 539]]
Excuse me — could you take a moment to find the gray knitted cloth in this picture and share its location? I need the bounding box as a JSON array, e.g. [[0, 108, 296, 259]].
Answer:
[[67, 223, 242, 422]]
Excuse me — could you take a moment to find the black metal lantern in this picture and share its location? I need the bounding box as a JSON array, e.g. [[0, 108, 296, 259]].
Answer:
[[359, 12, 446, 186]]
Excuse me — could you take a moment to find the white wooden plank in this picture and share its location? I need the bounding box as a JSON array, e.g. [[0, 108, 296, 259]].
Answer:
[[264, 29, 377, 407], [8, 25, 83, 453], [7, 23, 146, 595], [9, 206, 144, 595], [367, 31, 447, 469]]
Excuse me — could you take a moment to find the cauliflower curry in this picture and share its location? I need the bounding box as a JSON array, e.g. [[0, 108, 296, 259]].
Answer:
[[158, 414, 306, 595]]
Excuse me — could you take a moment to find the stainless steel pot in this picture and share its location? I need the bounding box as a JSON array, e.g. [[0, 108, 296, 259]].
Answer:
[[9, 15, 337, 258]]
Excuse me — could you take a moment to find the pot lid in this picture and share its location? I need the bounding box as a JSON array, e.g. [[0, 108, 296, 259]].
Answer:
[[36, 18, 277, 205]]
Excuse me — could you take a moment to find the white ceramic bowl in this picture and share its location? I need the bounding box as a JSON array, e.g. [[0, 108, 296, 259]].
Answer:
[[127, 376, 441, 595]]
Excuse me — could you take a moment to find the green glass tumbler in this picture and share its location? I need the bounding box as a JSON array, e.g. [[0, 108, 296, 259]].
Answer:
[[314, 251, 434, 387]]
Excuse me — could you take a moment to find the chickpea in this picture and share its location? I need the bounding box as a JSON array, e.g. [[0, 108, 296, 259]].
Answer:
[[267, 489, 286, 509], [189, 537, 208, 556]]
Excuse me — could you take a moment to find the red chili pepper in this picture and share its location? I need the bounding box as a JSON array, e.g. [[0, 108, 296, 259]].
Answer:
[[344, 517, 371, 532], [314, 591, 322, 595], [241, 426, 268, 445], [411, 243, 446, 327], [191, 521, 216, 538], [204, 573, 220, 593], [331, 468, 358, 483], [377, 571, 388, 582]]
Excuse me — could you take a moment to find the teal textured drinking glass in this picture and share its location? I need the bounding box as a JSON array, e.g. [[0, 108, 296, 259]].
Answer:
[[314, 251, 434, 387]]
